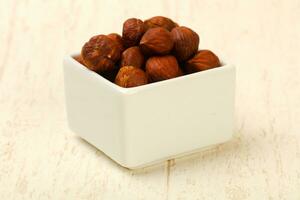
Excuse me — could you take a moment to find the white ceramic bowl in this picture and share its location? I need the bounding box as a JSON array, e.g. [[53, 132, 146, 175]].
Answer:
[[63, 53, 235, 169]]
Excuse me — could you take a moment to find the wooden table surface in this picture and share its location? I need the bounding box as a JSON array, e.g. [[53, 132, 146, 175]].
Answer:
[[1, 0, 300, 199]]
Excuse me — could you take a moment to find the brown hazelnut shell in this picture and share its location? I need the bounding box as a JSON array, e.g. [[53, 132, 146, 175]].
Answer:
[[120, 46, 144, 68], [145, 55, 182, 82], [140, 27, 174, 56], [185, 50, 221, 73], [144, 16, 178, 31], [122, 18, 145, 48], [115, 66, 148, 88], [107, 33, 125, 52], [81, 35, 121, 72], [171, 26, 199, 61]]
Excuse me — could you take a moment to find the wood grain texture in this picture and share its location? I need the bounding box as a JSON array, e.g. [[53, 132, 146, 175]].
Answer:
[[1, 0, 300, 199]]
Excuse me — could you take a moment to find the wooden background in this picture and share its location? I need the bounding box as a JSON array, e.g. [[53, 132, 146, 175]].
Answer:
[[1, 0, 300, 199]]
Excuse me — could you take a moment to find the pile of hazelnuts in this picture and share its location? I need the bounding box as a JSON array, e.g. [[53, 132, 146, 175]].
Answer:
[[75, 16, 221, 88]]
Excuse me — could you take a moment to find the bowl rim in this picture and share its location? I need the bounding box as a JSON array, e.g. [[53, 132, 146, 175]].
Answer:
[[65, 53, 234, 95]]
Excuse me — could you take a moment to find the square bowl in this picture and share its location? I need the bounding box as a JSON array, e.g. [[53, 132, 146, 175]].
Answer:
[[63, 53, 236, 169]]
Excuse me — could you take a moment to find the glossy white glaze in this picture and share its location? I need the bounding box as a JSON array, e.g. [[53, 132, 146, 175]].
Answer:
[[64, 54, 235, 168]]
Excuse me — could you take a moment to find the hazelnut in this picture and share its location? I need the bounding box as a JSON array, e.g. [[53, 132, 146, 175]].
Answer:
[[144, 16, 178, 31], [115, 66, 148, 88], [122, 18, 145, 48], [171, 26, 199, 61], [107, 33, 125, 52], [185, 50, 221, 73], [120, 46, 144, 68], [140, 27, 174, 56], [73, 54, 85, 65], [81, 35, 121, 72], [145, 55, 182, 82]]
